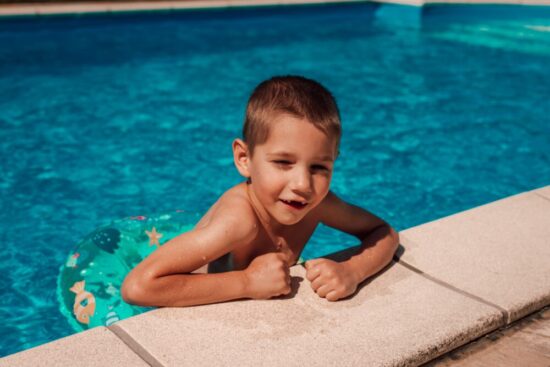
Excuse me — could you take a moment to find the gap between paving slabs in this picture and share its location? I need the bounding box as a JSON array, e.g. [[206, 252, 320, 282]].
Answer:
[[329, 244, 510, 325], [108, 324, 164, 367], [71, 186, 550, 365], [103, 246, 509, 367], [89, 184, 550, 366], [394, 248, 509, 326], [397, 189, 550, 325]]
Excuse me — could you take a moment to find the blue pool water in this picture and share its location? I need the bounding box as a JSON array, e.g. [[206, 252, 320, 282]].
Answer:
[[1, 3, 549, 357]]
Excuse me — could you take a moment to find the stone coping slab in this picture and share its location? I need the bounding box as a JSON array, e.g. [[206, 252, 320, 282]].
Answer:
[[3, 187, 549, 364], [0, 0, 366, 16], [534, 185, 550, 202], [399, 187, 550, 325], [111, 260, 503, 366], [426, 306, 550, 366], [0, 327, 149, 367], [1, 0, 549, 17]]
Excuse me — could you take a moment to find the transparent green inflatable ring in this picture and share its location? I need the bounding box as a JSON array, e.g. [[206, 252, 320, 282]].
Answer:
[[57, 210, 200, 332]]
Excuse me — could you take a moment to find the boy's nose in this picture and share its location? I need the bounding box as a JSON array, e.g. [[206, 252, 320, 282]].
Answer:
[[290, 168, 312, 196]]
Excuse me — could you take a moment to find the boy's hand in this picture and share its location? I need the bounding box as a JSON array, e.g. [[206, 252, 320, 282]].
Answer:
[[244, 252, 291, 300], [305, 258, 358, 301]]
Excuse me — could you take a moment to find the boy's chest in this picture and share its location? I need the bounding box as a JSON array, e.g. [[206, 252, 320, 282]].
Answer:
[[231, 219, 318, 270]]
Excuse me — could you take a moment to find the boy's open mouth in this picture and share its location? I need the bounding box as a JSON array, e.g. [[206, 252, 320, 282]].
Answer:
[[280, 199, 307, 209]]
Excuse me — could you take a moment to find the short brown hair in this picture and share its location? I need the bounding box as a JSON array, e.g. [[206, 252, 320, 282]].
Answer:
[[243, 76, 341, 156]]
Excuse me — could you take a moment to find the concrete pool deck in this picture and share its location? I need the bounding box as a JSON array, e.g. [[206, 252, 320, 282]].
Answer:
[[1, 185, 549, 366], [1, 0, 550, 17]]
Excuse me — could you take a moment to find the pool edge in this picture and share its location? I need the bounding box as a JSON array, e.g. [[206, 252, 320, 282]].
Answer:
[[1, 184, 549, 366], [1, 0, 550, 18]]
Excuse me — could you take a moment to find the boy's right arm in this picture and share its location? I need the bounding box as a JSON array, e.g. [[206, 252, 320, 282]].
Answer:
[[121, 202, 291, 307]]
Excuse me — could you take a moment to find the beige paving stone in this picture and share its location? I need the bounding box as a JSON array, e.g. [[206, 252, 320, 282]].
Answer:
[[0, 327, 149, 367], [113, 260, 503, 366], [534, 185, 550, 202], [0, 0, 366, 16], [399, 191, 550, 325], [2, 0, 550, 17], [426, 307, 550, 366]]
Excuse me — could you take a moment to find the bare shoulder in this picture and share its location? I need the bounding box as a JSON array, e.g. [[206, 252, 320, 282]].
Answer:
[[130, 183, 260, 277], [198, 183, 260, 245]]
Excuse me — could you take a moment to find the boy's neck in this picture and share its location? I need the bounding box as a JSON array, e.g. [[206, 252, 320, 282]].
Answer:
[[245, 181, 285, 238], [244, 182, 298, 264]]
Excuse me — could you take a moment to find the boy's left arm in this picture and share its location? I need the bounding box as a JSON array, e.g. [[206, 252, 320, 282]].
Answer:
[[305, 191, 399, 301]]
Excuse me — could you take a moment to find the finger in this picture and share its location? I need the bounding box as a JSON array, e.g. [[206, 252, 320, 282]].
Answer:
[[285, 256, 293, 268], [278, 259, 291, 274], [277, 253, 291, 267], [305, 265, 321, 282], [316, 284, 332, 298], [310, 276, 325, 292], [304, 259, 321, 270], [325, 290, 340, 302], [285, 262, 292, 277]]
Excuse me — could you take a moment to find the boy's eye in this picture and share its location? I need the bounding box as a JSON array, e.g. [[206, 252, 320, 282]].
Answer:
[[274, 160, 291, 165], [312, 165, 329, 171]]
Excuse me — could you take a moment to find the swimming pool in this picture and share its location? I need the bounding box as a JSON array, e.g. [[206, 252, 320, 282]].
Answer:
[[1, 2, 549, 357]]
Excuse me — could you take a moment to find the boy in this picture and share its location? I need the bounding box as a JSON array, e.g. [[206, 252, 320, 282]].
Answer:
[[122, 75, 399, 307]]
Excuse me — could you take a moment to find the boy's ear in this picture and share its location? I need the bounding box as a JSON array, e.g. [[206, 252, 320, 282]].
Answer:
[[232, 139, 251, 178]]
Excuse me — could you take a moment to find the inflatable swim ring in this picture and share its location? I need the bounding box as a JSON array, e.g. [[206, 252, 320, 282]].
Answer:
[[57, 210, 200, 332]]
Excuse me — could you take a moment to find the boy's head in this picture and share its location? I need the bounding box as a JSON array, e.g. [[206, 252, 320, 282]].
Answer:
[[233, 76, 342, 226], [242, 75, 341, 157]]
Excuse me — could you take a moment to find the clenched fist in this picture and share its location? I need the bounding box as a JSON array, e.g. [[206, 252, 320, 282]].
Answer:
[[305, 258, 359, 301], [244, 252, 291, 300]]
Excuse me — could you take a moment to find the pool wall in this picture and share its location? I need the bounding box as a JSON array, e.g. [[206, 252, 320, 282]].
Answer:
[[1, 185, 549, 366]]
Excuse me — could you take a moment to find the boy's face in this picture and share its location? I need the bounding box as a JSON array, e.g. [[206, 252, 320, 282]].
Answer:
[[245, 114, 336, 227]]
